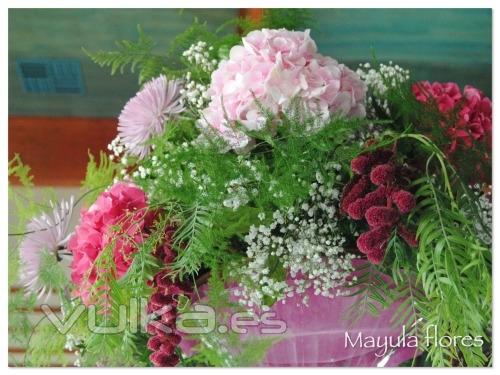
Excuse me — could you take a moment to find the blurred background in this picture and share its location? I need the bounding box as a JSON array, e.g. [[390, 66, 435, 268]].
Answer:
[[9, 8, 492, 186], [7, 8, 492, 366]]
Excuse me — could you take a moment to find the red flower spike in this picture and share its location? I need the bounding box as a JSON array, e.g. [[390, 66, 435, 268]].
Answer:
[[365, 206, 400, 228], [351, 155, 372, 175], [346, 199, 364, 220], [147, 336, 164, 351], [356, 226, 392, 255], [397, 225, 419, 248], [370, 163, 395, 186], [391, 190, 416, 214], [149, 351, 180, 367], [147, 226, 191, 367], [340, 175, 370, 213], [362, 185, 388, 209], [367, 248, 385, 265]]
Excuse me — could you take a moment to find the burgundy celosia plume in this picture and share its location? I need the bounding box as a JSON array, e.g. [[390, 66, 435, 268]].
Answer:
[[147, 227, 191, 367], [391, 190, 416, 214], [341, 148, 418, 264], [370, 163, 395, 186], [365, 206, 399, 228]]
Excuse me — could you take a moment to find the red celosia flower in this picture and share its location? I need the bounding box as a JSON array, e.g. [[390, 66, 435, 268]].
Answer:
[[356, 225, 392, 255], [367, 248, 385, 265], [365, 206, 399, 228], [344, 148, 418, 264], [347, 198, 364, 220], [362, 185, 388, 208], [147, 227, 191, 367], [351, 155, 372, 175], [391, 190, 416, 214], [397, 225, 418, 248], [340, 175, 370, 213], [370, 163, 395, 186]]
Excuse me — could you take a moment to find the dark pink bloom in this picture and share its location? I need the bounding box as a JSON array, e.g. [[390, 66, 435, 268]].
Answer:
[[68, 182, 156, 305], [351, 155, 371, 175], [346, 198, 365, 220], [365, 206, 399, 228], [391, 190, 416, 214], [412, 81, 462, 113], [397, 225, 419, 248], [356, 226, 392, 255], [149, 351, 180, 367], [340, 175, 370, 213], [367, 248, 385, 265], [147, 229, 191, 367], [370, 163, 395, 186]]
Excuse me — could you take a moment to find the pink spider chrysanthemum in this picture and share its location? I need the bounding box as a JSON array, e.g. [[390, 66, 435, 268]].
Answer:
[[19, 197, 74, 300], [118, 75, 184, 159]]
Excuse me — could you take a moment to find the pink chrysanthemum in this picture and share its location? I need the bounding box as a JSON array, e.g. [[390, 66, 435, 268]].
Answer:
[[19, 197, 74, 300], [198, 28, 366, 151], [118, 75, 184, 159]]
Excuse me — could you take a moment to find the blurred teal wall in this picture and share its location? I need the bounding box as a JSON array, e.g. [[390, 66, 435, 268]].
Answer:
[[9, 9, 492, 118], [9, 9, 237, 117], [310, 9, 491, 95]]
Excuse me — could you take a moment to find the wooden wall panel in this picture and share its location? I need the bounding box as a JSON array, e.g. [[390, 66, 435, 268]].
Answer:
[[9, 117, 117, 186]]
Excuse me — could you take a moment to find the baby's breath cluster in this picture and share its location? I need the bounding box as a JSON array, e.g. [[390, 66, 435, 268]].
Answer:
[[180, 72, 211, 111], [356, 62, 410, 116], [107, 135, 133, 182], [182, 41, 217, 72], [135, 142, 216, 200], [180, 41, 218, 111], [223, 157, 263, 210], [235, 164, 356, 309]]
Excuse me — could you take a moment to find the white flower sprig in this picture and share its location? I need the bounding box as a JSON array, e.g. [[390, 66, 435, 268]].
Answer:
[[236, 163, 356, 309], [356, 61, 410, 116], [180, 41, 218, 111]]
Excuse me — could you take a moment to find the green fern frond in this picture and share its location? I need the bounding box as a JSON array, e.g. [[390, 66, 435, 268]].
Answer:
[[343, 262, 396, 325], [172, 203, 214, 278], [81, 151, 119, 205], [85, 25, 165, 85]]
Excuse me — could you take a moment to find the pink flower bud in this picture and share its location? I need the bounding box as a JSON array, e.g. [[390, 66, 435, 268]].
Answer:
[[370, 163, 395, 186]]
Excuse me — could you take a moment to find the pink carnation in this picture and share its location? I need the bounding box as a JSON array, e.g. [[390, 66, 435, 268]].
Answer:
[[68, 182, 156, 304], [198, 28, 366, 150], [458, 85, 492, 144], [412, 81, 462, 113]]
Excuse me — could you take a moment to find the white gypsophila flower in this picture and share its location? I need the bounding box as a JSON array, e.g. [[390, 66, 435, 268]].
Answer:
[[182, 41, 217, 72], [180, 41, 217, 111], [236, 163, 356, 309], [356, 61, 410, 117]]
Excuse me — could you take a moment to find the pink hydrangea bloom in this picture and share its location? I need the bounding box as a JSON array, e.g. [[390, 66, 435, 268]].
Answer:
[[68, 182, 156, 304], [118, 75, 184, 159], [198, 29, 367, 151]]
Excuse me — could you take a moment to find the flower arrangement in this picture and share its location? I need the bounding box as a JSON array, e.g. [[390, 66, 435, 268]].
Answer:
[[9, 10, 492, 368]]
